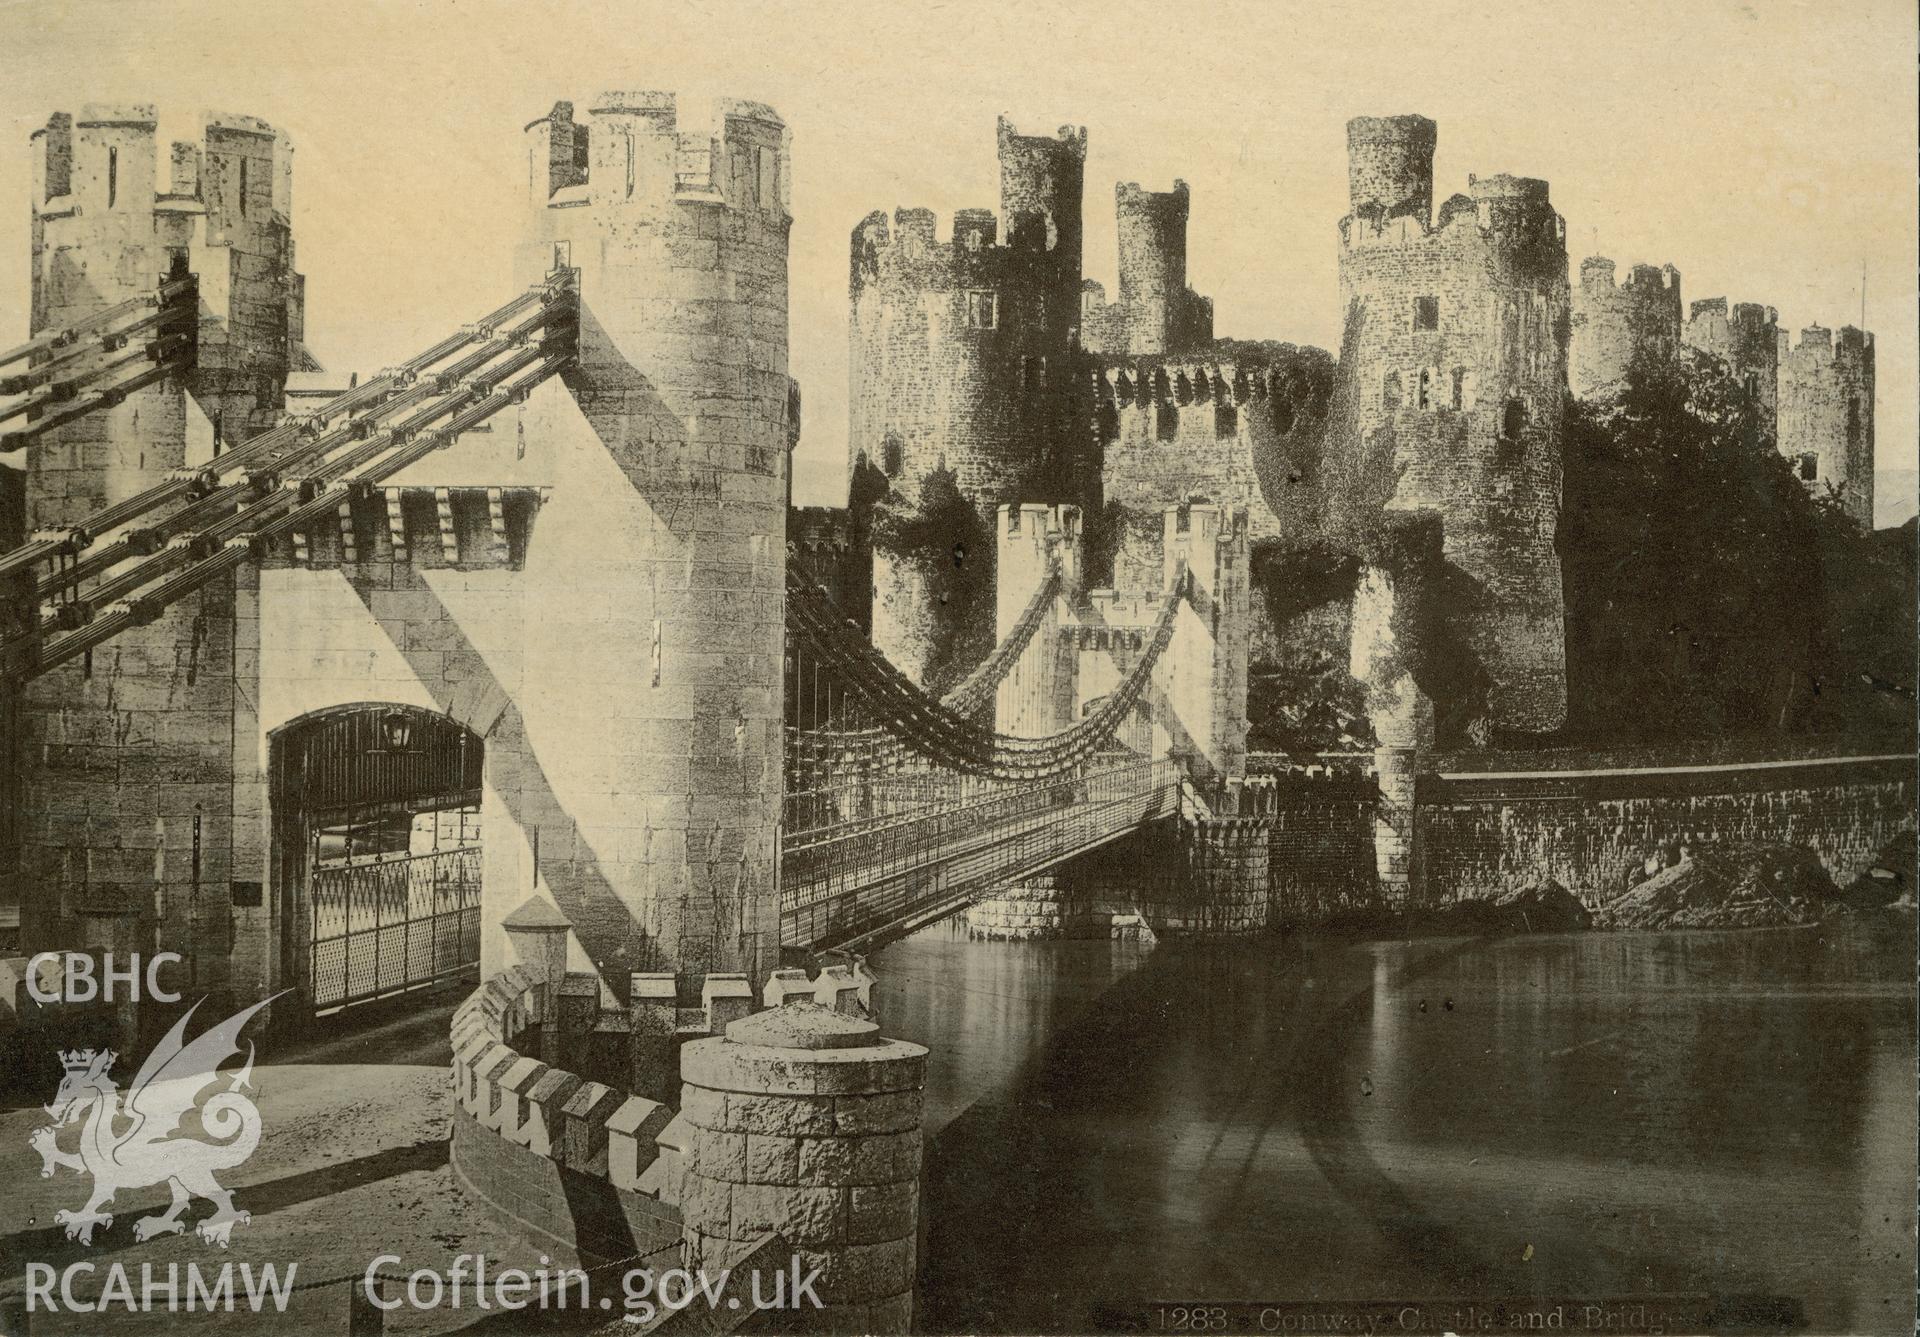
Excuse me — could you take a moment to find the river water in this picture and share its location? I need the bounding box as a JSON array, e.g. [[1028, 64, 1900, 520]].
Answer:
[[872, 917, 1917, 1336]]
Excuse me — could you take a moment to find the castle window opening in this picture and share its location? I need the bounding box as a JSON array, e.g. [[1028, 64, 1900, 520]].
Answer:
[[1156, 401, 1178, 442], [1450, 368, 1465, 410], [107, 147, 117, 208], [1742, 370, 1758, 401], [1383, 371, 1402, 411], [552, 240, 571, 271], [1799, 453, 1818, 482], [1501, 397, 1528, 442], [1417, 369, 1432, 410], [965, 290, 998, 329], [757, 146, 778, 208], [1413, 296, 1439, 331], [1215, 402, 1237, 438], [882, 435, 905, 478], [238, 156, 248, 217]]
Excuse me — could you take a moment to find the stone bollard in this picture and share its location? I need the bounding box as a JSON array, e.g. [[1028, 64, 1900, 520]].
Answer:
[[678, 1001, 927, 1334]]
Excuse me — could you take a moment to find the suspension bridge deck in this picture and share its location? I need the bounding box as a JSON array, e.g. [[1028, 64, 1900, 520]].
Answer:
[[780, 756, 1180, 953]]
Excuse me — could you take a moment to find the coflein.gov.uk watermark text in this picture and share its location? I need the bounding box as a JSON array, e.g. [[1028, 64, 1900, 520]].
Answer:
[[26, 1255, 825, 1322]]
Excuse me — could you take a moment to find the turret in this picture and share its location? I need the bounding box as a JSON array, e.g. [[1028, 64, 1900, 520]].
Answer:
[[1334, 113, 1570, 738], [504, 92, 794, 1012], [1570, 254, 1682, 397], [848, 118, 1095, 690], [1682, 296, 1780, 430], [1778, 322, 1875, 527], [17, 105, 302, 1010], [1345, 115, 1437, 226]]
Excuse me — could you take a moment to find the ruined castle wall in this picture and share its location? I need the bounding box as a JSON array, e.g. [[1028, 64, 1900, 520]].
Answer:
[[1569, 257, 1681, 398], [18, 108, 299, 983], [1778, 325, 1875, 527], [1337, 120, 1570, 734]]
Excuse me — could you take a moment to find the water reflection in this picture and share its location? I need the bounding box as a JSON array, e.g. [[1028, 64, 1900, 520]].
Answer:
[[877, 917, 1917, 1335]]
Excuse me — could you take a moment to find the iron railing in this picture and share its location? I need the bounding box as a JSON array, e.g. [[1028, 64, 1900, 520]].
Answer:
[[310, 844, 482, 1012]]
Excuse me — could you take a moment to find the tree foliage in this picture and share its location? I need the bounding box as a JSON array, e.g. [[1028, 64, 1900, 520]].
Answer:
[[1561, 349, 1914, 743]]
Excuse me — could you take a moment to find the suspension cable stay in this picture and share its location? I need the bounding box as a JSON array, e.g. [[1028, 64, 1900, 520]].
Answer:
[[0, 271, 578, 681]]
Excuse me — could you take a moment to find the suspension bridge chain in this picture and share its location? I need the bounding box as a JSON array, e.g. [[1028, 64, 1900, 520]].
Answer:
[[783, 559, 1187, 782], [0, 272, 578, 680], [784, 559, 1064, 791], [0, 276, 199, 452]]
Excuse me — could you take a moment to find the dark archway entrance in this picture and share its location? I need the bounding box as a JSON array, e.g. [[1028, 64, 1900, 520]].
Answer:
[[269, 703, 484, 1016]]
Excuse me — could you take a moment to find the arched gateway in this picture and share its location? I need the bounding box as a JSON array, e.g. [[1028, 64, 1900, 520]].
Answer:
[[268, 703, 484, 1015]]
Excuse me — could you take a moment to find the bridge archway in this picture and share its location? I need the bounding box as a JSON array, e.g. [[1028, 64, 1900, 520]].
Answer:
[[269, 703, 485, 1017]]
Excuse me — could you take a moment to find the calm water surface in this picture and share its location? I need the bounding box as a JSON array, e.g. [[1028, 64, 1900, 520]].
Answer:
[[872, 918, 1917, 1335]]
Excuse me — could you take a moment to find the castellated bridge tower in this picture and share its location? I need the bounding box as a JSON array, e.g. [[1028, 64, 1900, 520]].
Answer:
[[17, 107, 302, 987], [509, 94, 793, 1000], [1336, 114, 1571, 737], [1778, 323, 1875, 527], [1569, 257, 1681, 398], [849, 117, 1091, 689], [1682, 297, 1779, 431]]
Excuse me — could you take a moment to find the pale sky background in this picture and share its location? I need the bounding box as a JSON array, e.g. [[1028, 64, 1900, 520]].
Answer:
[[2, 0, 1914, 522]]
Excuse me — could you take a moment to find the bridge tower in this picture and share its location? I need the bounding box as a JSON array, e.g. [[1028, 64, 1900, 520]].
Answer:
[[15, 107, 303, 1016], [505, 94, 793, 1003]]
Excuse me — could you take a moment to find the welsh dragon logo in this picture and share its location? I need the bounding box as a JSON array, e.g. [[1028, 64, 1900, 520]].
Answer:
[[28, 994, 282, 1247]]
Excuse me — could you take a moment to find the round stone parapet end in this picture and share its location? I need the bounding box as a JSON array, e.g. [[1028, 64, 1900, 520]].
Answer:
[[682, 1004, 927, 1098]]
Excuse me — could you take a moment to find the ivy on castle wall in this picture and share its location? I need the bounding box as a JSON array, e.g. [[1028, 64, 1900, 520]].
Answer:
[[868, 465, 992, 697]]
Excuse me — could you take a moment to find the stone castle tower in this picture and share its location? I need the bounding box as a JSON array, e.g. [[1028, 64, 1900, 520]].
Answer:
[[1682, 296, 1779, 429], [1778, 323, 1875, 527], [17, 106, 303, 982], [848, 118, 1092, 687], [1336, 114, 1571, 735], [1569, 256, 1681, 398], [510, 93, 793, 989], [1081, 180, 1214, 356]]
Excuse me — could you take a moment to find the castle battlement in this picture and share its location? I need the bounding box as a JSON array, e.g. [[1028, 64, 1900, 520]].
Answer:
[[1570, 254, 1684, 398], [525, 94, 789, 217], [1580, 256, 1681, 295], [1093, 357, 1289, 408], [852, 203, 1042, 281], [1341, 173, 1565, 253], [1785, 323, 1875, 362], [34, 106, 292, 234], [1688, 297, 1778, 331]]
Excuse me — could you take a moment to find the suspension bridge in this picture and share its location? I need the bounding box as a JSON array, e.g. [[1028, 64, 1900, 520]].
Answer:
[[3, 276, 1245, 977]]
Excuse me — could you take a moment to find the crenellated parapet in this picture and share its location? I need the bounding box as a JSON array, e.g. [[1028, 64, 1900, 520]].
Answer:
[[1335, 114, 1570, 737], [1778, 322, 1875, 526], [1570, 255, 1682, 398], [30, 105, 307, 454]]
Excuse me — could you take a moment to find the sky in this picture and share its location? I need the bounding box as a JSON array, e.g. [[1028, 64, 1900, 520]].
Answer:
[[2, 0, 1914, 521]]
